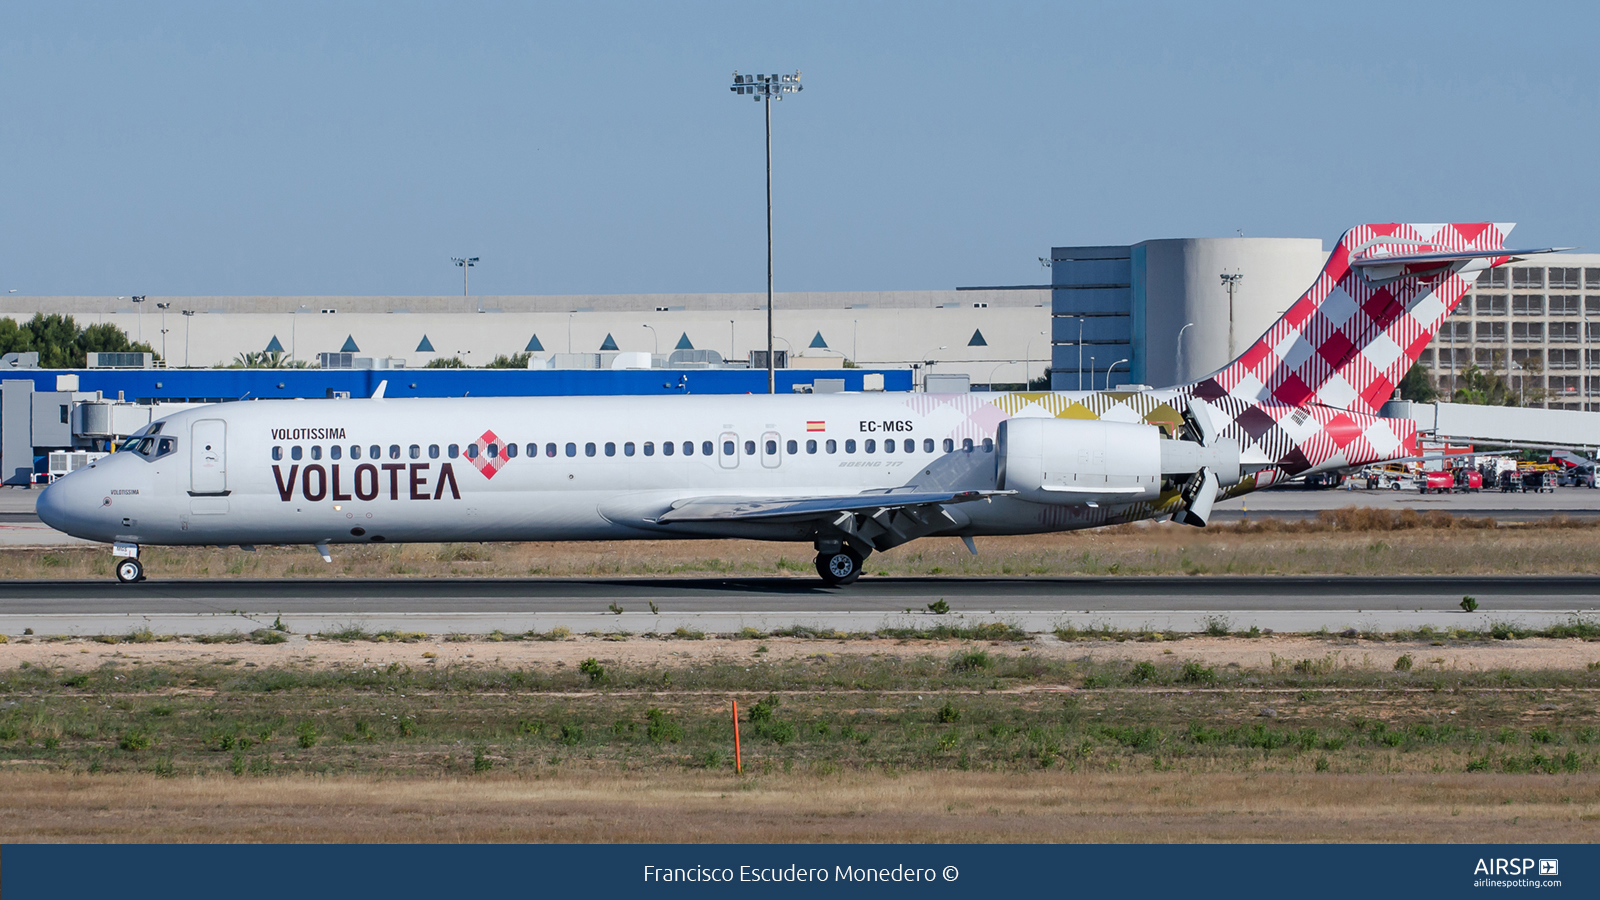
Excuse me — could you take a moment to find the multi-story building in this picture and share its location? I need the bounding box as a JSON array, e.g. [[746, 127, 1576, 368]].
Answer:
[[1425, 255, 1600, 410]]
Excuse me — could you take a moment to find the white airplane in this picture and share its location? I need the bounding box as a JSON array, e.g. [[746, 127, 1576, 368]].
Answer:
[[37, 223, 1561, 585]]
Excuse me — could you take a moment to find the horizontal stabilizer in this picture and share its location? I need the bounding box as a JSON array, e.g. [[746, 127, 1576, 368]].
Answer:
[[656, 489, 1009, 523], [1351, 247, 1574, 268]]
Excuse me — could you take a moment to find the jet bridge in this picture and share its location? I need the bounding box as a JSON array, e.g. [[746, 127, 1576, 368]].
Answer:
[[1382, 400, 1600, 452]]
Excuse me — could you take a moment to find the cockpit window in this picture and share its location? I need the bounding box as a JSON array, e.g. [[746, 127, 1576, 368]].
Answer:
[[154, 438, 178, 459]]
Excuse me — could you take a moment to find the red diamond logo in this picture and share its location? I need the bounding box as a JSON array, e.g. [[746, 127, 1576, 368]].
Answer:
[[468, 429, 509, 479]]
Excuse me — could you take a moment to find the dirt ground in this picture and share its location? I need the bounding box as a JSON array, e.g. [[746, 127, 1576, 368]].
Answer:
[[6, 633, 1599, 675], [2, 770, 1594, 843]]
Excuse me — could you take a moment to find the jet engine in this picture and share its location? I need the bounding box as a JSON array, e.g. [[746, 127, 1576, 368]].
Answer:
[[996, 413, 1240, 517]]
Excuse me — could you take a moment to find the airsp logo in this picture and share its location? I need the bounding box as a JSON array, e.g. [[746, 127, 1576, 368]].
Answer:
[[1473, 858, 1552, 876]]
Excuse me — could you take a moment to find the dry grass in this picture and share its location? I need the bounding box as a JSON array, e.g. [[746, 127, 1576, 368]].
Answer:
[[2, 635, 1598, 843], [5, 509, 1600, 580], [2, 769, 1595, 843]]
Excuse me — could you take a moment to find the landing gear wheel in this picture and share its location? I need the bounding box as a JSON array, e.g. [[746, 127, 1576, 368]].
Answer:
[[115, 558, 144, 584], [815, 549, 864, 586]]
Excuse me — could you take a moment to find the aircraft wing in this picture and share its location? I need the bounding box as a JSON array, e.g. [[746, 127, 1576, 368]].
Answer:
[[654, 489, 1011, 524]]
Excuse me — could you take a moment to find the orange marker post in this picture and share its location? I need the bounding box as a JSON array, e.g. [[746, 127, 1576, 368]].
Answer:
[[731, 699, 743, 774]]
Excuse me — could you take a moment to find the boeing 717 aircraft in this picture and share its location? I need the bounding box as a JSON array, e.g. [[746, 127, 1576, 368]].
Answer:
[[37, 224, 1560, 585]]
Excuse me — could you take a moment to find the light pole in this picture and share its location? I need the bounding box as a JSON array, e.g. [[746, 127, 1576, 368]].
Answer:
[[181, 310, 196, 368], [452, 257, 479, 301], [156, 302, 171, 365], [983, 361, 1017, 389], [1023, 330, 1046, 387], [131, 296, 146, 343], [290, 303, 308, 364], [1105, 357, 1130, 391], [642, 324, 658, 355], [1220, 272, 1244, 359], [729, 320, 735, 362], [729, 70, 802, 394], [1175, 321, 1195, 383]]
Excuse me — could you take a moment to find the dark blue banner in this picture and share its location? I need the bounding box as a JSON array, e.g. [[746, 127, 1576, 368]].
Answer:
[[3, 844, 1594, 899]]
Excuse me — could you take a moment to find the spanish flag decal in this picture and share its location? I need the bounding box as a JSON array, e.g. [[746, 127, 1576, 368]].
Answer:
[[806, 421, 825, 432]]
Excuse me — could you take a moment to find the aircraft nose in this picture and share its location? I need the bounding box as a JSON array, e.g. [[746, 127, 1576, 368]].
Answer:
[[35, 478, 71, 532]]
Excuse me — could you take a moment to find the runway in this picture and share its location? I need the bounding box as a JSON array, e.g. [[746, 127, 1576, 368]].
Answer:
[[2, 575, 1594, 638]]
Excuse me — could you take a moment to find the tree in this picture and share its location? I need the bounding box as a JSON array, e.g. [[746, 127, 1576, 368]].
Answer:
[[1451, 363, 1519, 407], [426, 356, 470, 369], [1397, 362, 1438, 402], [0, 314, 157, 367], [228, 350, 307, 369], [484, 352, 531, 368]]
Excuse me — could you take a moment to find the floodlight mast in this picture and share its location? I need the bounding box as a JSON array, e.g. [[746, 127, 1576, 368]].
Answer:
[[452, 257, 479, 300], [729, 70, 802, 394]]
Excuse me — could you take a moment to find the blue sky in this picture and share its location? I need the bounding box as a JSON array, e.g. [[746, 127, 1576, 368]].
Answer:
[[1, 1, 1595, 297]]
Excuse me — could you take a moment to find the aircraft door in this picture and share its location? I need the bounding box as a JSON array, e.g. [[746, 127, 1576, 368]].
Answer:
[[190, 419, 228, 495], [760, 431, 782, 468], [718, 432, 739, 469]]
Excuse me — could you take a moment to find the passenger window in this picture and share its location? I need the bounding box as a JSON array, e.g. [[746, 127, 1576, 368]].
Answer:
[[330, 445, 342, 460], [883, 439, 894, 454], [448, 444, 459, 458], [546, 443, 557, 458], [743, 440, 756, 455], [389, 445, 400, 459], [682, 441, 694, 456], [272, 446, 282, 461], [428, 445, 440, 459], [506, 443, 517, 459], [943, 439, 955, 452], [702, 441, 713, 456], [845, 440, 856, 453], [962, 438, 974, 452], [350, 445, 361, 459], [865, 439, 876, 454], [487, 443, 498, 458], [663, 441, 675, 456], [291, 446, 303, 461], [467, 444, 479, 459], [924, 438, 935, 453], [585, 442, 596, 457], [310, 446, 322, 460], [787, 440, 797, 454], [525, 443, 536, 458], [766, 440, 778, 455], [644, 442, 655, 457], [806, 440, 817, 454], [722, 440, 734, 456], [826, 439, 837, 454], [624, 442, 635, 457], [605, 442, 616, 457], [410, 444, 421, 459], [565, 442, 577, 457], [982, 438, 994, 453], [369, 445, 380, 460]]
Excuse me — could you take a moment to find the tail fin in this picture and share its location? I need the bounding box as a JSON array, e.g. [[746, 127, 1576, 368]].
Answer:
[[1191, 223, 1514, 415]]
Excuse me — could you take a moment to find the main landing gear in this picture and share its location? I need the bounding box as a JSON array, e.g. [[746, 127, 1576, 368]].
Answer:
[[113, 543, 145, 583], [815, 547, 865, 587]]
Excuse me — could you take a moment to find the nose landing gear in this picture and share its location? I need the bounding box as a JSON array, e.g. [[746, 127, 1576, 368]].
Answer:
[[112, 543, 145, 583], [115, 557, 144, 583]]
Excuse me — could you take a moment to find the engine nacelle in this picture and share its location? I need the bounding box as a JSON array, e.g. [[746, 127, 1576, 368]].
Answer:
[[997, 418, 1241, 506]]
